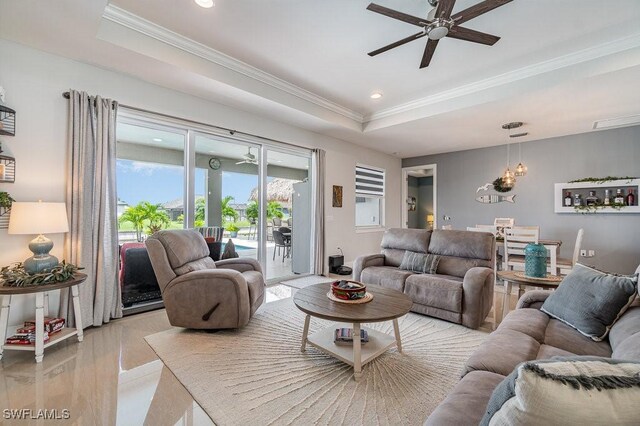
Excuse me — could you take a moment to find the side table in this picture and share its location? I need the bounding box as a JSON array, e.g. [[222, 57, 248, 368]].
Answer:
[[0, 273, 86, 363], [497, 270, 562, 323]]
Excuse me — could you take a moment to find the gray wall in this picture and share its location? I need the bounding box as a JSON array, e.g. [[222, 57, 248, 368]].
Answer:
[[403, 126, 640, 274]]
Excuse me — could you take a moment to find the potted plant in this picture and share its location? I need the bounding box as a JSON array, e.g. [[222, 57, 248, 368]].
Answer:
[[0, 191, 14, 209], [225, 222, 240, 238]]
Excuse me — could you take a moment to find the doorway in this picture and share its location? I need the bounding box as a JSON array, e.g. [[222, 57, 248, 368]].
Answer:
[[402, 164, 437, 230]]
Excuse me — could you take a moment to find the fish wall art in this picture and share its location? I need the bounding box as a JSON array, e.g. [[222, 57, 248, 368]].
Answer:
[[476, 194, 516, 204]]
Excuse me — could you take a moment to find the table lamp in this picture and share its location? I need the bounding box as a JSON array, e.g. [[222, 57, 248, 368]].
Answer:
[[426, 213, 434, 229], [8, 201, 69, 274]]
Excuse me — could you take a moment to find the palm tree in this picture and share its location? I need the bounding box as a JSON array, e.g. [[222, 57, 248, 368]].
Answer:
[[143, 202, 170, 235], [118, 204, 147, 242], [221, 195, 239, 223], [267, 200, 284, 219], [195, 197, 206, 222]]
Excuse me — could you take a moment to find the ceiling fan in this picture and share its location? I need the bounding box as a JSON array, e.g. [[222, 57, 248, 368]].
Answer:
[[367, 0, 513, 69], [236, 147, 258, 165]]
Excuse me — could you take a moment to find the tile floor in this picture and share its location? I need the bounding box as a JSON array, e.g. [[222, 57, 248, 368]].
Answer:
[[0, 284, 506, 425]]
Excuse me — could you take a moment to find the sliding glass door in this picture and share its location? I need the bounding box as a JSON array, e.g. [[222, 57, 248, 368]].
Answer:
[[193, 133, 260, 263], [116, 111, 315, 282], [263, 148, 312, 281]]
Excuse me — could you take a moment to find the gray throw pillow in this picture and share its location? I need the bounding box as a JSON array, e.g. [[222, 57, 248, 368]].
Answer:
[[481, 356, 640, 426], [541, 263, 638, 341], [221, 239, 239, 259], [399, 251, 440, 274]]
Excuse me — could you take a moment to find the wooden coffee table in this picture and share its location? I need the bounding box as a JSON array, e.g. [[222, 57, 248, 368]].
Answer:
[[293, 282, 412, 380]]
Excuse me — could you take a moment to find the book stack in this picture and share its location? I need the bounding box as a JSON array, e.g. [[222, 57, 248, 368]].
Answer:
[[334, 328, 369, 346], [5, 317, 65, 345]]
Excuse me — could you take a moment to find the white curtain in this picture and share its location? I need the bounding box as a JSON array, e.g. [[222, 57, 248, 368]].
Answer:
[[60, 90, 122, 327], [311, 149, 326, 275]]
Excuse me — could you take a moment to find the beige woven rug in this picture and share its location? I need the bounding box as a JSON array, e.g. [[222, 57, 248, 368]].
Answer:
[[145, 299, 487, 426]]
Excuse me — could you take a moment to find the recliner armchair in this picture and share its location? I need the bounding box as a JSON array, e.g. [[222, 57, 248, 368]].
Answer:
[[146, 229, 265, 329]]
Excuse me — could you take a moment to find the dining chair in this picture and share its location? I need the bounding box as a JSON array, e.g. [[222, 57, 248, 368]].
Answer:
[[558, 228, 584, 275], [475, 224, 499, 233], [494, 218, 515, 228], [503, 227, 539, 271], [272, 230, 291, 262], [441, 225, 452, 230]]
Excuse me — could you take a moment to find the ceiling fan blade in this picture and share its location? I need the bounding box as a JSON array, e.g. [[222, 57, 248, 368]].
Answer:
[[366, 3, 429, 27], [420, 39, 440, 69], [435, 0, 456, 20], [368, 31, 427, 56], [447, 25, 500, 45], [451, 0, 513, 25]]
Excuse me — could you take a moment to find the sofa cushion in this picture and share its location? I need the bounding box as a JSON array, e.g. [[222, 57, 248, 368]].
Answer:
[[543, 319, 612, 357], [481, 357, 640, 426], [496, 308, 550, 343], [381, 228, 431, 253], [541, 263, 638, 341], [361, 266, 414, 292], [609, 305, 640, 351], [404, 274, 463, 313], [151, 229, 211, 270], [424, 371, 506, 426], [436, 255, 492, 278], [612, 333, 640, 361], [465, 329, 542, 377], [381, 248, 407, 267], [399, 251, 440, 274], [429, 229, 494, 261]]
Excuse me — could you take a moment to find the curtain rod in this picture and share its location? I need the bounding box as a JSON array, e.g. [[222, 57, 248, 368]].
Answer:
[[61, 91, 315, 152]]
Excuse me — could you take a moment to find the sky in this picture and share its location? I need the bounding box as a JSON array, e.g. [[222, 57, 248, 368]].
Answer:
[[116, 159, 259, 206]]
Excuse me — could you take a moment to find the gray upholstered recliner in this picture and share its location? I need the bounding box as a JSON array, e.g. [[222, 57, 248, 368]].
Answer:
[[146, 229, 265, 329]]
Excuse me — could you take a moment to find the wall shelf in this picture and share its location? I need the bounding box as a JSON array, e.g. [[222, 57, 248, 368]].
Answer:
[[0, 155, 16, 183], [554, 179, 639, 214], [0, 105, 16, 136]]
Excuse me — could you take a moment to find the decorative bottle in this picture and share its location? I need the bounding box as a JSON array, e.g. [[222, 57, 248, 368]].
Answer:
[[614, 189, 625, 205], [604, 189, 611, 206], [586, 190, 599, 206], [627, 189, 635, 206], [564, 192, 572, 207], [573, 193, 582, 207]]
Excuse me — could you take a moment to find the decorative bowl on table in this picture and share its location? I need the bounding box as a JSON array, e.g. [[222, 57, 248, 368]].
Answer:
[[331, 280, 367, 300]]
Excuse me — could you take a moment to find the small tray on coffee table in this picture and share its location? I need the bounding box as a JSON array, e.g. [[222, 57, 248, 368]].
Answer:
[[326, 291, 373, 304]]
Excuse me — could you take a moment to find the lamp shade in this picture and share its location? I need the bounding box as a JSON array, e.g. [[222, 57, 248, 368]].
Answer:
[[8, 202, 69, 235], [427, 214, 434, 223]]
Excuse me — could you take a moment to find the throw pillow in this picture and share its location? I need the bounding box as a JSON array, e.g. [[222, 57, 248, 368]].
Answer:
[[541, 263, 638, 341], [399, 251, 440, 274], [481, 357, 640, 426], [221, 239, 240, 259]]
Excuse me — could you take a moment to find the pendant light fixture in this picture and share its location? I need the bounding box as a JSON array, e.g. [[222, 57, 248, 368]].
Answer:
[[502, 142, 515, 189], [501, 121, 528, 185]]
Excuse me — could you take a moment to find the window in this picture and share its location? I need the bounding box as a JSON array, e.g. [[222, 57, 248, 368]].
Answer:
[[355, 165, 385, 228]]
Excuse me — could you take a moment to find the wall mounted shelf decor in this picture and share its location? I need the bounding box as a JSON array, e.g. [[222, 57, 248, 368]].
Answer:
[[554, 179, 639, 214], [0, 155, 15, 183], [0, 105, 16, 136]]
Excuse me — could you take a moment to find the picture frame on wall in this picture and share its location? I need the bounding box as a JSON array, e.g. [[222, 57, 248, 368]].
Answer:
[[332, 185, 343, 208], [407, 196, 416, 211]]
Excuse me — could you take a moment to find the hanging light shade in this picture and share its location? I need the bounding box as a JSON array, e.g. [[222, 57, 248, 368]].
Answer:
[[502, 167, 515, 188], [514, 161, 527, 177]]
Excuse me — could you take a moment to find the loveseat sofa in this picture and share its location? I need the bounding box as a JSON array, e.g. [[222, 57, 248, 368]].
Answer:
[[354, 228, 495, 329], [425, 290, 640, 425]]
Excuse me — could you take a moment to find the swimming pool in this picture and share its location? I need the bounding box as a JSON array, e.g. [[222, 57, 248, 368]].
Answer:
[[221, 243, 254, 252]]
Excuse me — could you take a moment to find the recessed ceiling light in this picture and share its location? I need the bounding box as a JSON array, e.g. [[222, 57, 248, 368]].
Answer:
[[195, 0, 214, 8], [370, 92, 383, 100], [152, 138, 163, 142]]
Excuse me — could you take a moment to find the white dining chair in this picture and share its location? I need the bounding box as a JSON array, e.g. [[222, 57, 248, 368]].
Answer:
[[467, 226, 498, 236], [503, 227, 540, 271], [494, 217, 515, 228], [441, 225, 452, 230], [558, 229, 584, 275]]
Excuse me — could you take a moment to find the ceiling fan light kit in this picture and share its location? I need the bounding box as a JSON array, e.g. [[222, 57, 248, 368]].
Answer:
[[366, 0, 513, 68]]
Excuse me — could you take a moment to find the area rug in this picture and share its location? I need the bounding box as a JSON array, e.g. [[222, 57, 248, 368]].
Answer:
[[279, 274, 332, 289], [145, 299, 488, 426]]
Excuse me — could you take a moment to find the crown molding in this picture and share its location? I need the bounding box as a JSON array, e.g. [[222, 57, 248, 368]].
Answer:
[[364, 33, 640, 123], [102, 4, 364, 123]]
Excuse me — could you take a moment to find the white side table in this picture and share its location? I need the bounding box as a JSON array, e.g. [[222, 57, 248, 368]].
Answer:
[[0, 273, 86, 363]]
